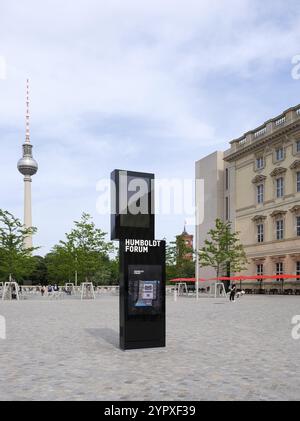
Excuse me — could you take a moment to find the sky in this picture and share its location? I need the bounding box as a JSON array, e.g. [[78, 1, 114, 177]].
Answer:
[[1, 0, 300, 255]]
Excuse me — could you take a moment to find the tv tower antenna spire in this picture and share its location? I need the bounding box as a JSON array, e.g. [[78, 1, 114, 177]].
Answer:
[[25, 78, 30, 144]]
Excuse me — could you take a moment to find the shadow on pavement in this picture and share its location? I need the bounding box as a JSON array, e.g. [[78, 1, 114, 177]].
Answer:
[[86, 328, 119, 348]]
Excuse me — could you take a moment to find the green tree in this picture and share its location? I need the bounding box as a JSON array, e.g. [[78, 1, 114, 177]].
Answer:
[[45, 245, 76, 283], [25, 255, 48, 285], [46, 213, 115, 284], [94, 255, 119, 285], [166, 241, 178, 281], [108, 256, 119, 285], [198, 218, 248, 279], [0, 209, 37, 282]]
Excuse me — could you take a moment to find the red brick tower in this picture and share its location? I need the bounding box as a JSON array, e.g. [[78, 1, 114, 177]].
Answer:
[[177, 224, 194, 261]]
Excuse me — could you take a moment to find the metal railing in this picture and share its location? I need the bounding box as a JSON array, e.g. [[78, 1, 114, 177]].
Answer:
[[14, 285, 120, 299]]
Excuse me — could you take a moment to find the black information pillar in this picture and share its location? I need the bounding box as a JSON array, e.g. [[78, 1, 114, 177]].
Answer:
[[111, 169, 166, 350], [119, 239, 166, 350]]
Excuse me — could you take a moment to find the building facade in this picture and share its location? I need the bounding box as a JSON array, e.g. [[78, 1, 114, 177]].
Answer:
[[195, 151, 225, 279], [196, 104, 300, 283]]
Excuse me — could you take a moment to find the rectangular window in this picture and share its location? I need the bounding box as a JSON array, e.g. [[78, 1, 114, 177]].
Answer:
[[257, 264, 263, 280], [297, 141, 300, 153], [276, 147, 284, 161], [297, 216, 300, 236], [225, 168, 229, 190], [257, 224, 264, 243], [257, 184, 264, 204], [276, 219, 284, 240], [225, 197, 229, 220], [276, 262, 284, 282], [297, 172, 300, 192], [256, 157, 264, 169], [297, 261, 300, 278], [276, 262, 283, 273], [276, 177, 284, 198]]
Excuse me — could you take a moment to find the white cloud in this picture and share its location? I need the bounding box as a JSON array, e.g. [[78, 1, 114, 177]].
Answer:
[[1, 0, 299, 142], [1, 0, 300, 252]]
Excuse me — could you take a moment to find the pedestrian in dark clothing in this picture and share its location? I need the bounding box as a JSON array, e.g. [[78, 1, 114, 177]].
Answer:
[[229, 283, 236, 302]]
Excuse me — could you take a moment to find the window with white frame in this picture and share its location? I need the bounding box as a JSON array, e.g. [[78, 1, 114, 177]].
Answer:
[[297, 216, 300, 237], [297, 172, 300, 192], [257, 264, 263, 278], [276, 262, 284, 281], [256, 156, 264, 170], [297, 140, 300, 153], [296, 261, 300, 277], [257, 184, 264, 204], [276, 219, 284, 240], [276, 177, 284, 198], [276, 147, 284, 161], [257, 224, 264, 242]]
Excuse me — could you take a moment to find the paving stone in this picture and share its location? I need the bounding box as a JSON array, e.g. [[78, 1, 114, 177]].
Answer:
[[0, 295, 300, 400]]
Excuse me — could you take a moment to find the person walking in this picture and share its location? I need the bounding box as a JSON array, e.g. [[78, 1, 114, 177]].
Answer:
[[229, 283, 236, 302], [53, 284, 59, 298], [11, 283, 17, 300]]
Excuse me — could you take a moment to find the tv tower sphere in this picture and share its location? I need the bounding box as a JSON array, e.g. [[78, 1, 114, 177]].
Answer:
[[17, 146, 38, 176]]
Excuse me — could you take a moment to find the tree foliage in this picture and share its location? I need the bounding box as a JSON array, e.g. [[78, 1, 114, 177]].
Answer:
[[46, 213, 116, 284], [198, 218, 248, 277], [0, 209, 37, 281], [25, 255, 48, 285]]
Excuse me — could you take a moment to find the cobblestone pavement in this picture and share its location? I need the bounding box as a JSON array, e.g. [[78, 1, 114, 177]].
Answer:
[[0, 295, 300, 401]]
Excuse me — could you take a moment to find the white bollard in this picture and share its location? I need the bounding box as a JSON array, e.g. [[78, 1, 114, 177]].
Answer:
[[174, 289, 177, 302]]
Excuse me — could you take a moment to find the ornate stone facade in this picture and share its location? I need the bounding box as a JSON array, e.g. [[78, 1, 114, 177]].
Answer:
[[196, 104, 300, 286]]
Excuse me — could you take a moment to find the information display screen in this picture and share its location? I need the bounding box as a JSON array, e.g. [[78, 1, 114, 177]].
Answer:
[[111, 170, 154, 240], [128, 265, 162, 315], [120, 213, 150, 229], [119, 175, 151, 229]]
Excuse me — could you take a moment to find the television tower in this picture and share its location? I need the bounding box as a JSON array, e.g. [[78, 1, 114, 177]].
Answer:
[[17, 79, 38, 248]]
